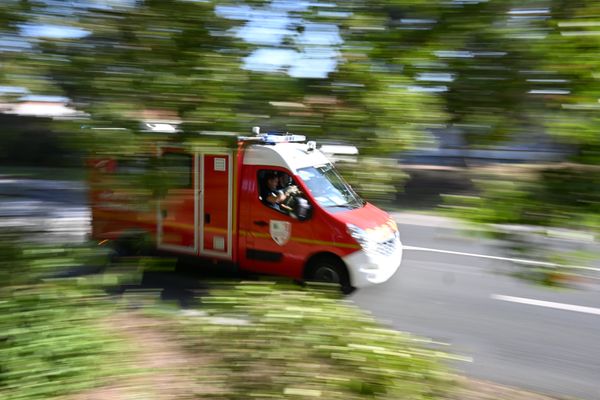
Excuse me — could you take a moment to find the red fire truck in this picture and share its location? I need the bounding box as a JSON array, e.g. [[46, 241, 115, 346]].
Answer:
[[88, 127, 402, 292]]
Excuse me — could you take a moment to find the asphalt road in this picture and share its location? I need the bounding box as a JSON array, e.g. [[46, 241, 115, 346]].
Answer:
[[2, 178, 599, 399], [352, 213, 600, 400]]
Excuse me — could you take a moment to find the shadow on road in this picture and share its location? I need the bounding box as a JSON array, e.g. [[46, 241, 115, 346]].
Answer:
[[53, 256, 261, 309]]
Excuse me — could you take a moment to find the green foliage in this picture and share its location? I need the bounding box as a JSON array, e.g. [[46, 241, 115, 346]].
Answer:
[[336, 157, 408, 205], [168, 282, 455, 399], [0, 284, 127, 400], [0, 234, 457, 399], [0, 238, 133, 400], [1, 0, 599, 242], [0, 235, 108, 288], [443, 164, 600, 232], [2, 0, 600, 158]]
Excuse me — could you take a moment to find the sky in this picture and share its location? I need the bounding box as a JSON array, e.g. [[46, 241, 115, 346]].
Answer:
[[216, 0, 342, 78], [20, 24, 90, 39]]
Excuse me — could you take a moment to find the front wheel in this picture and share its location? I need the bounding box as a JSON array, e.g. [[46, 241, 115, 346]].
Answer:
[[307, 256, 355, 295]]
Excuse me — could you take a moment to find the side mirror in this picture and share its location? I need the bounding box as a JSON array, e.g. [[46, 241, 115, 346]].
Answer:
[[294, 197, 312, 221]]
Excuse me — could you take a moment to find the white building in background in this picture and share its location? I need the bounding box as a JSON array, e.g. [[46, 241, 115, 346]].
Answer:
[[0, 95, 181, 133], [9, 101, 80, 118], [0, 95, 85, 119]]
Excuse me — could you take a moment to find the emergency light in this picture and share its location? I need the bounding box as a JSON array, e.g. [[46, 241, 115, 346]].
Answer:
[[239, 127, 307, 144], [260, 133, 307, 144]]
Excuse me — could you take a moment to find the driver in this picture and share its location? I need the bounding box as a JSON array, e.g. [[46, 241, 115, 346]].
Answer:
[[278, 173, 309, 218], [278, 173, 300, 197], [263, 172, 288, 211], [262, 171, 309, 219]]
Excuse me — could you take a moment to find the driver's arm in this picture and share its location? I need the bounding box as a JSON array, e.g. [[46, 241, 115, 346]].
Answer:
[[266, 190, 286, 206]]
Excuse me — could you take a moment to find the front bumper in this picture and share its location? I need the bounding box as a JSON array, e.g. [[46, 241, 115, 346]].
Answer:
[[342, 235, 403, 288]]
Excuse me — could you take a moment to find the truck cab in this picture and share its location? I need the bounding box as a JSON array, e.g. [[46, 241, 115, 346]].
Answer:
[[238, 133, 402, 291]]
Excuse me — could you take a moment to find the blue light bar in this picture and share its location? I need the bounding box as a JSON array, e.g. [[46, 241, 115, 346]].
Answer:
[[238, 133, 306, 144], [239, 127, 306, 144], [261, 134, 306, 143]]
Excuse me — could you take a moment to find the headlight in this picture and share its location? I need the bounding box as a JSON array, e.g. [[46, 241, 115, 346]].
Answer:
[[346, 223, 372, 251], [386, 218, 400, 240], [387, 218, 398, 232]]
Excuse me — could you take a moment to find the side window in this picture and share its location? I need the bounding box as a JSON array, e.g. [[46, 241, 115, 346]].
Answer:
[[158, 152, 193, 190], [257, 169, 312, 221]]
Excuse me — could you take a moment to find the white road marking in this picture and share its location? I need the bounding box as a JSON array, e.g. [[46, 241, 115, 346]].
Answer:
[[402, 245, 600, 272], [492, 294, 600, 316]]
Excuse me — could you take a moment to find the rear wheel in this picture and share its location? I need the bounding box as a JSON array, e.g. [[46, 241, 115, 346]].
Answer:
[[307, 256, 354, 295], [110, 232, 154, 261]]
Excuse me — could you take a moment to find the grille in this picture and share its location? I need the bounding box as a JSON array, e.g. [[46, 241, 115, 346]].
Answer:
[[375, 236, 398, 257]]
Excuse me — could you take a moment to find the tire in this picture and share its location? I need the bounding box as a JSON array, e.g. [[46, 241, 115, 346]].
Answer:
[[307, 256, 354, 295]]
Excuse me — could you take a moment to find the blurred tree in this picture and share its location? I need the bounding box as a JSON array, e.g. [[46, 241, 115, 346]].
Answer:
[[2, 0, 599, 154], [217, 0, 447, 153], [43, 1, 246, 131], [1, 1, 447, 154], [536, 0, 600, 164], [0, 0, 597, 231]]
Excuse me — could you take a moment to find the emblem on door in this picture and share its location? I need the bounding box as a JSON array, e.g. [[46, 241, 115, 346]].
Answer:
[[270, 220, 291, 246]]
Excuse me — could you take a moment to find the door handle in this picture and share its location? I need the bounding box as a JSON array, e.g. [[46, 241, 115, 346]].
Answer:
[[205, 213, 211, 224], [161, 209, 167, 218], [253, 220, 268, 227]]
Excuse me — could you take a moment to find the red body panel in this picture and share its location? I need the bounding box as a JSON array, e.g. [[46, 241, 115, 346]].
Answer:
[[88, 158, 156, 241], [331, 202, 391, 230], [159, 188, 195, 248]]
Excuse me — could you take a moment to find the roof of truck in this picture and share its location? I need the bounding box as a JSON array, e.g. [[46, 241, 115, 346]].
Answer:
[[243, 142, 331, 172]]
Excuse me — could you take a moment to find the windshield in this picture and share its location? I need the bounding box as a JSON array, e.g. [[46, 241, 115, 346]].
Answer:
[[297, 164, 365, 211]]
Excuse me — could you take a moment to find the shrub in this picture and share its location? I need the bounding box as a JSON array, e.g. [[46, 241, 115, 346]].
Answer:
[[168, 282, 455, 399], [0, 238, 132, 400]]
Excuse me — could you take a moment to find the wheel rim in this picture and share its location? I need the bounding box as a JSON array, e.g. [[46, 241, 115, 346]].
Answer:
[[313, 265, 341, 284]]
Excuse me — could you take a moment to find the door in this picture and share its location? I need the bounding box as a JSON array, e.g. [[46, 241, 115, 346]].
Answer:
[[240, 167, 314, 278], [157, 150, 197, 253], [200, 153, 233, 259]]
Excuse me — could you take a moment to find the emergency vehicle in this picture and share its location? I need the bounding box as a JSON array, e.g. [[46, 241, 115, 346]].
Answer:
[[88, 127, 402, 292]]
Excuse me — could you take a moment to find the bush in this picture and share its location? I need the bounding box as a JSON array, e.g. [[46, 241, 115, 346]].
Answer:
[[0, 238, 132, 400], [0, 284, 129, 399], [167, 282, 455, 399]]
